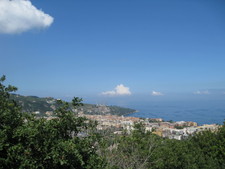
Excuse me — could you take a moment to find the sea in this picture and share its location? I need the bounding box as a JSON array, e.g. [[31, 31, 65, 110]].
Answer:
[[125, 100, 225, 125], [86, 95, 225, 125]]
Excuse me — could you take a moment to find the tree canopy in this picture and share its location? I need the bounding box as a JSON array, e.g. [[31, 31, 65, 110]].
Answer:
[[0, 76, 106, 169]]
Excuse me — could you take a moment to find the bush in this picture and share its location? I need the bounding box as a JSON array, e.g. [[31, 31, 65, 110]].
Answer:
[[0, 76, 106, 169]]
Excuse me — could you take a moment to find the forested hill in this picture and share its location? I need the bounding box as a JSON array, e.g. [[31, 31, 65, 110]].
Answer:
[[10, 94, 136, 116]]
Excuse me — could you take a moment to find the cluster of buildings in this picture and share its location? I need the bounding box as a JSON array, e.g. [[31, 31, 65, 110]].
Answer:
[[79, 114, 219, 140], [160, 124, 219, 140], [81, 114, 141, 130], [43, 110, 220, 140]]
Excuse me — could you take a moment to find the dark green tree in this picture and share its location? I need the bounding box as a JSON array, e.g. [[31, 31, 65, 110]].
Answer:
[[0, 75, 24, 167], [0, 76, 106, 169]]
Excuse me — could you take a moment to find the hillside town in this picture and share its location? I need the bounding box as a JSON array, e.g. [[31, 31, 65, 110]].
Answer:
[[44, 110, 220, 140], [80, 114, 219, 140], [13, 94, 221, 140]]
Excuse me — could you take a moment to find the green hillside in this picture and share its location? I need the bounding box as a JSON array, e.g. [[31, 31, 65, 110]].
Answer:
[[10, 94, 136, 116]]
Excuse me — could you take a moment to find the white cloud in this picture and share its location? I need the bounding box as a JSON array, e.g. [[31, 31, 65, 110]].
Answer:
[[194, 90, 210, 95], [0, 0, 54, 34], [102, 84, 132, 96], [151, 90, 163, 96]]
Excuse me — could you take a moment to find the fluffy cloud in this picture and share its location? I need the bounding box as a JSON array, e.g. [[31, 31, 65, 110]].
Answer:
[[0, 0, 54, 34], [102, 84, 132, 96], [151, 90, 163, 96], [194, 90, 210, 95]]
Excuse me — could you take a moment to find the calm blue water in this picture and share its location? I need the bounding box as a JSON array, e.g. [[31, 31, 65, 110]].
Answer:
[[86, 96, 225, 125], [126, 100, 225, 125]]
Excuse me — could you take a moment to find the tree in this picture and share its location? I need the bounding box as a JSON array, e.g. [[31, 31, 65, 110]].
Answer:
[[101, 122, 162, 169], [189, 123, 225, 168], [0, 76, 106, 168], [101, 121, 225, 169], [0, 75, 24, 167]]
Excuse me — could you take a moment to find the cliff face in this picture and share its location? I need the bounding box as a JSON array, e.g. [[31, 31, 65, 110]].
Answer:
[[10, 94, 136, 116]]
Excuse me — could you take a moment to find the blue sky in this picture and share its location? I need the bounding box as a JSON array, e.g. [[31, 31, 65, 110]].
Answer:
[[0, 0, 225, 104]]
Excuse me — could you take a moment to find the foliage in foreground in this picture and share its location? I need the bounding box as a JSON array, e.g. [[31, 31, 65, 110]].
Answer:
[[0, 75, 225, 169], [100, 119, 225, 169], [0, 75, 106, 169]]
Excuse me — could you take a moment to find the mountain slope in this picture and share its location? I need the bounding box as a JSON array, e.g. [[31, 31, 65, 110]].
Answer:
[[10, 94, 136, 116]]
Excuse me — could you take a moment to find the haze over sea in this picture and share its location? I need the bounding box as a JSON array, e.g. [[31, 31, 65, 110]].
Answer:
[[126, 100, 225, 125], [85, 94, 225, 125]]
